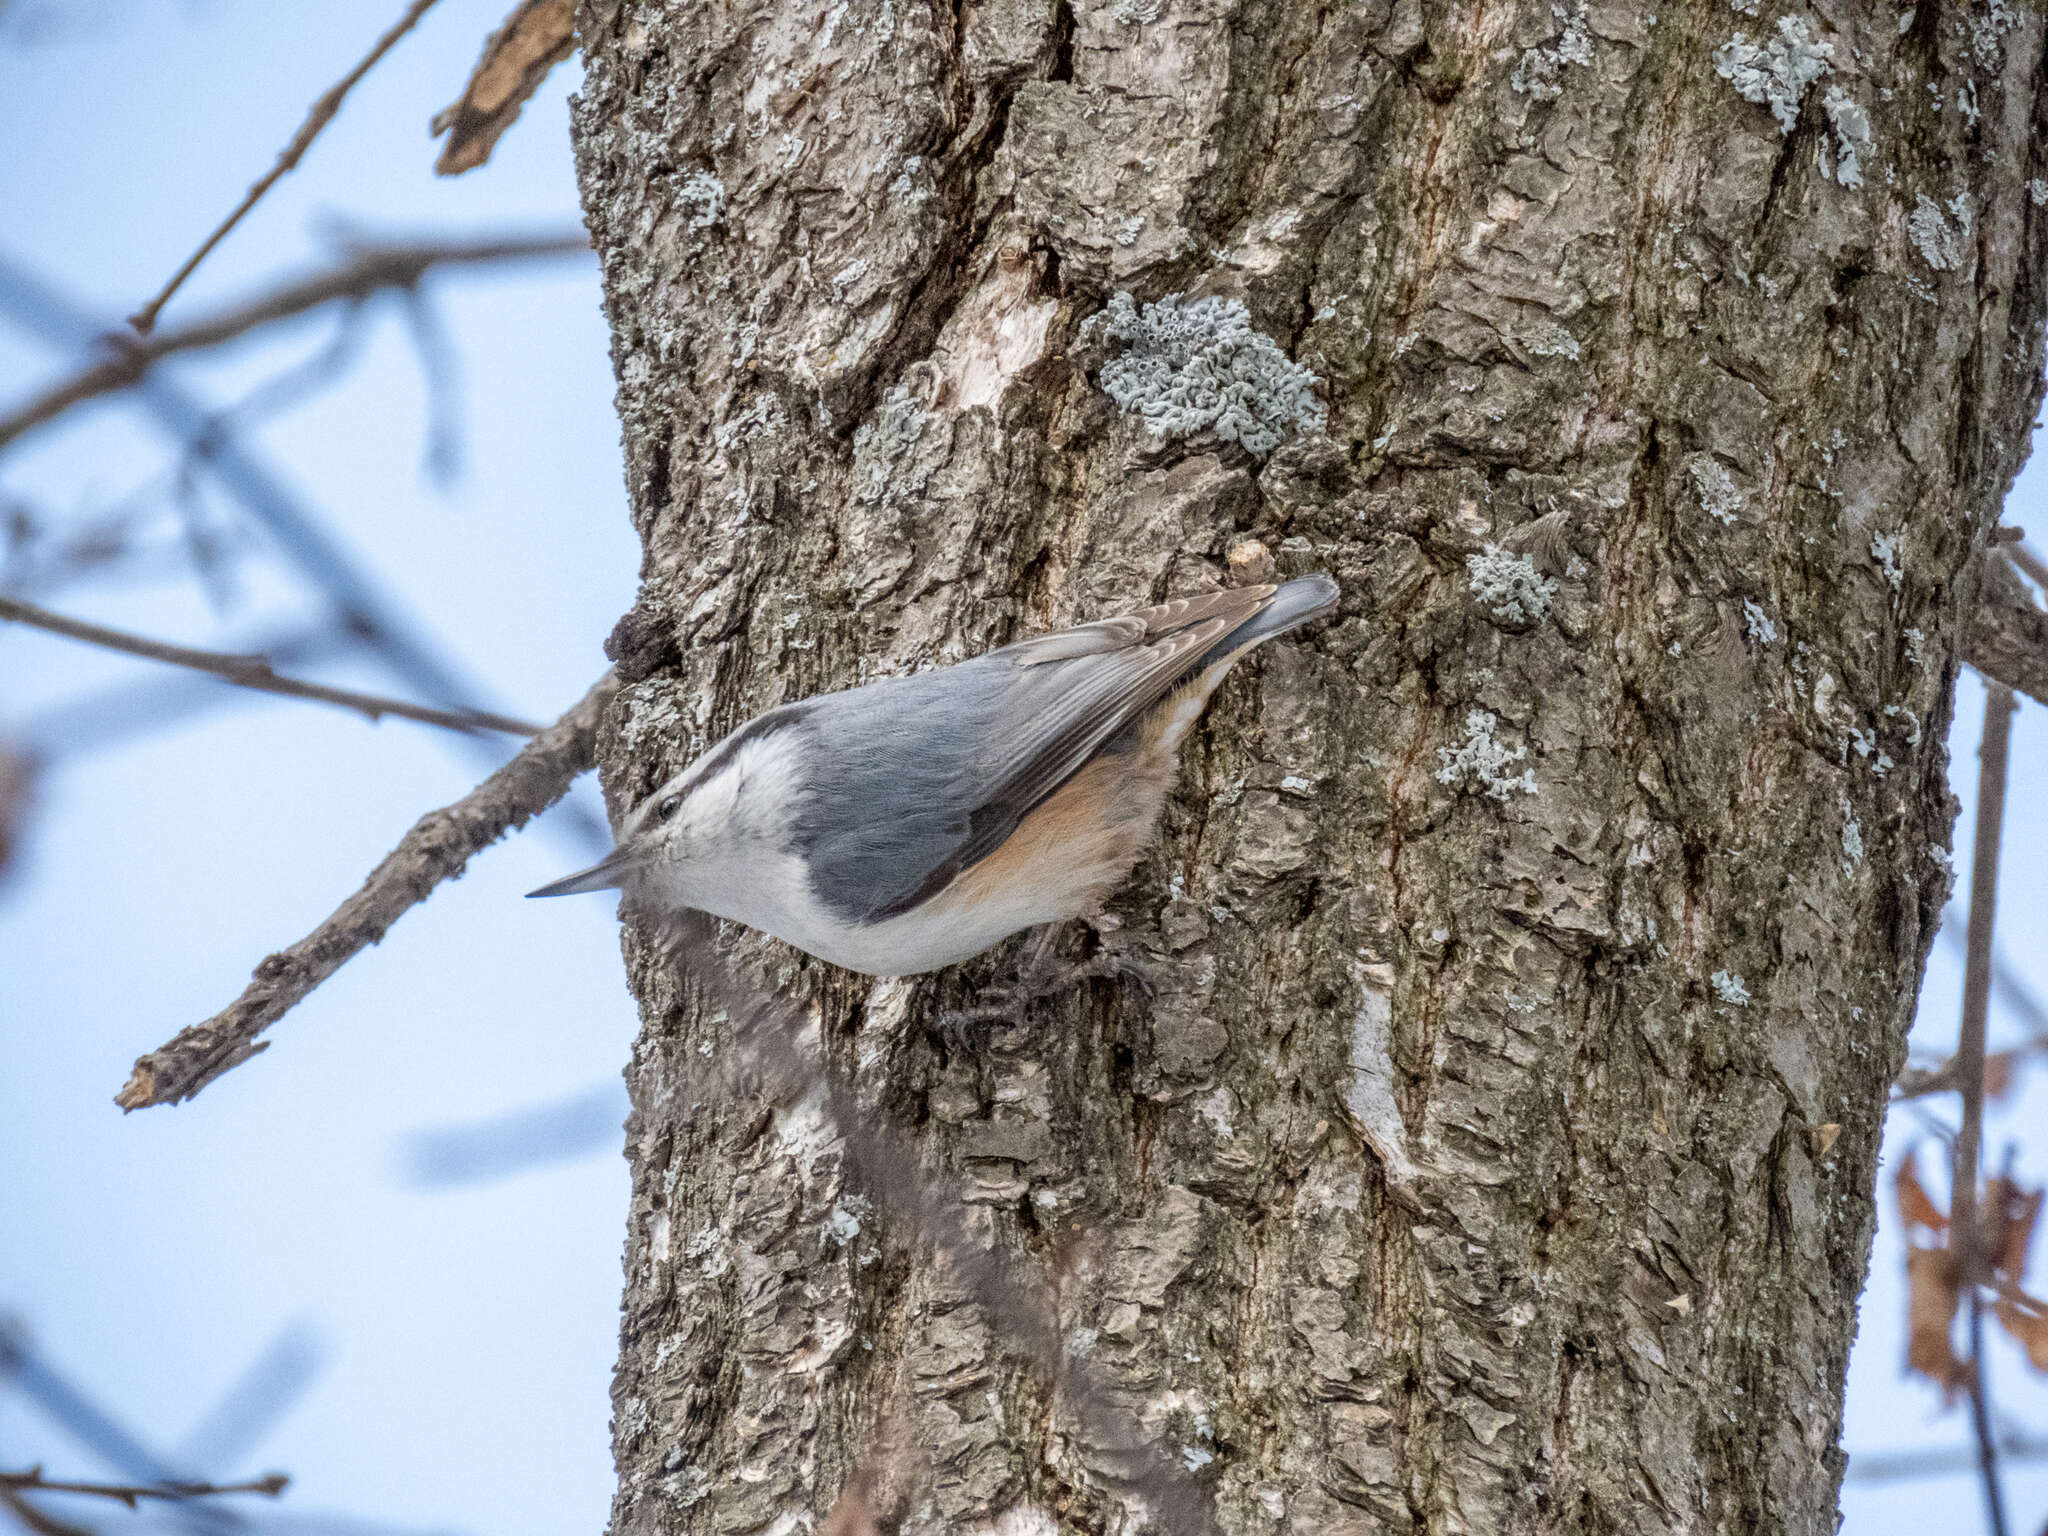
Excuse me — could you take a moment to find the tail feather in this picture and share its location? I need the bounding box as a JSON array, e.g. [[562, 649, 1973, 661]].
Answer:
[[1195, 572, 1339, 669]]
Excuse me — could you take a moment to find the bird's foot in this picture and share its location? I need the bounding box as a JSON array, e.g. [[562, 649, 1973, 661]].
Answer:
[[930, 931, 1152, 1056]]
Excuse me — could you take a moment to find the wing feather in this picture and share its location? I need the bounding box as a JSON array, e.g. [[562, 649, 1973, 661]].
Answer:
[[796, 582, 1315, 926], [862, 588, 1274, 919]]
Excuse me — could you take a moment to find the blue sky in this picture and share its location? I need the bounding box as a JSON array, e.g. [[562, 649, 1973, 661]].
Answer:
[[0, 4, 2043, 1532]]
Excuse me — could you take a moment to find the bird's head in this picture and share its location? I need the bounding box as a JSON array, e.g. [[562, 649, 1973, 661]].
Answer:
[[525, 709, 805, 905]]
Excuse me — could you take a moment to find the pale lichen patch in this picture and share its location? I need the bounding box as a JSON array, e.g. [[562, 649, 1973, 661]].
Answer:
[[1908, 193, 1970, 272], [1820, 87, 1871, 188], [1436, 710, 1538, 800], [1511, 3, 1595, 101], [1083, 291, 1326, 456], [676, 169, 726, 231], [1712, 970, 1753, 1006], [1466, 544, 1557, 624], [1687, 455, 1745, 525], [1715, 17, 1834, 134], [967, 1506, 1059, 1536]]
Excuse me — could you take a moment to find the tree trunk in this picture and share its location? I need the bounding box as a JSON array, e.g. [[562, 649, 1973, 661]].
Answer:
[[569, 2, 2048, 1532]]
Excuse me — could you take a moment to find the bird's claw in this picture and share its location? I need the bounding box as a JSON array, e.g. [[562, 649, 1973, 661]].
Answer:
[[929, 937, 1152, 1055]]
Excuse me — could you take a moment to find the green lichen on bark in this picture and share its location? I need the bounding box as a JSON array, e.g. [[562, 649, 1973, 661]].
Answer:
[[570, 1, 2048, 1532]]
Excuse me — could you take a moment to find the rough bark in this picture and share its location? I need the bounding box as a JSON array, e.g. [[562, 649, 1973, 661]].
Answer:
[[569, 3, 2048, 1533]]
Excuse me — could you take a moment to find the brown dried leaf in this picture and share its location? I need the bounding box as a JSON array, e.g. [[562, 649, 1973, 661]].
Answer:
[[1905, 1246, 1967, 1395], [1994, 1295, 2048, 1371], [431, 0, 575, 176], [1984, 1177, 2043, 1281], [1982, 1050, 2018, 1101], [1811, 1122, 1842, 1157], [1896, 1150, 1950, 1235]]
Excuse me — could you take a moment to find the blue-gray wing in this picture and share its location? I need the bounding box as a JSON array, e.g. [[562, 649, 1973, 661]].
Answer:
[[793, 577, 1335, 925]]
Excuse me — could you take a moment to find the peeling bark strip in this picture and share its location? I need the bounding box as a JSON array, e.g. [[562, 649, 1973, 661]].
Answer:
[[572, 3, 2048, 1533]]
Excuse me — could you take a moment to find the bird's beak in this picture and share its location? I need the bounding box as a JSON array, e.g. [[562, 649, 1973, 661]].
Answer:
[[527, 845, 640, 898]]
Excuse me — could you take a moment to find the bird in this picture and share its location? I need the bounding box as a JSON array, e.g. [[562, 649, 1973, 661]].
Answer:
[[529, 573, 1339, 977]]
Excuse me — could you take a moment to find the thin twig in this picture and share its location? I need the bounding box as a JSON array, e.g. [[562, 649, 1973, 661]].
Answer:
[[127, 0, 446, 334], [0, 1470, 287, 1507], [657, 913, 1225, 1536], [115, 671, 616, 1110], [1955, 682, 2016, 1536], [0, 1319, 238, 1536], [0, 233, 587, 452], [0, 595, 540, 737]]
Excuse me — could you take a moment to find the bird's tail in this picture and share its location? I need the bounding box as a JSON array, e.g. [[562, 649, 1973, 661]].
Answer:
[[1221, 572, 1340, 652], [1187, 572, 1339, 675]]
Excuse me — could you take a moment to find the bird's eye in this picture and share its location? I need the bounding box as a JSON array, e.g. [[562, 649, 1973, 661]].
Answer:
[[658, 794, 682, 822]]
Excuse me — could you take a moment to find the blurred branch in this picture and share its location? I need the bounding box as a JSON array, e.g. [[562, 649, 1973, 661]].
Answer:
[[0, 233, 587, 452], [0, 595, 540, 737], [17, 627, 343, 760], [1899, 914, 2048, 1101], [0, 1486, 95, 1536], [396, 289, 462, 485], [1966, 551, 2048, 709], [115, 671, 617, 1111], [0, 1471, 287, 1507], [174, 1323, 326, 1477], [400, 1079, 626, 1186], [2005, 541, 2048, 593], [1846, 1431, 2048, 1484], [1955, 683, 2016, 1536], [0, 252, 607, 850], [0, 1319, 237, 1536], [128, 0, 447, 334], [1895, 1059, 1963, 1101]]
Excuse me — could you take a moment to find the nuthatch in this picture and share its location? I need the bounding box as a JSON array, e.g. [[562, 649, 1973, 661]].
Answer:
[[530, 574, 1338, 976]]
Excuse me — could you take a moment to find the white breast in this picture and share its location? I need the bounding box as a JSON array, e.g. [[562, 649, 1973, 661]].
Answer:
[[709, 858, 1082, 976]]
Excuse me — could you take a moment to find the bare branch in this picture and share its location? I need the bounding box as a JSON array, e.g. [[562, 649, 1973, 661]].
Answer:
[[115, 671, 617, 1111], [1965, 552, 2048, 710], [0, 234, 587, 452], [1954, 682, 2016, 1536], [431, 0, 578, 176], [0, 1469, 288, 1507], [0, 595, 541, 738], [128, 0, 446, 334]]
